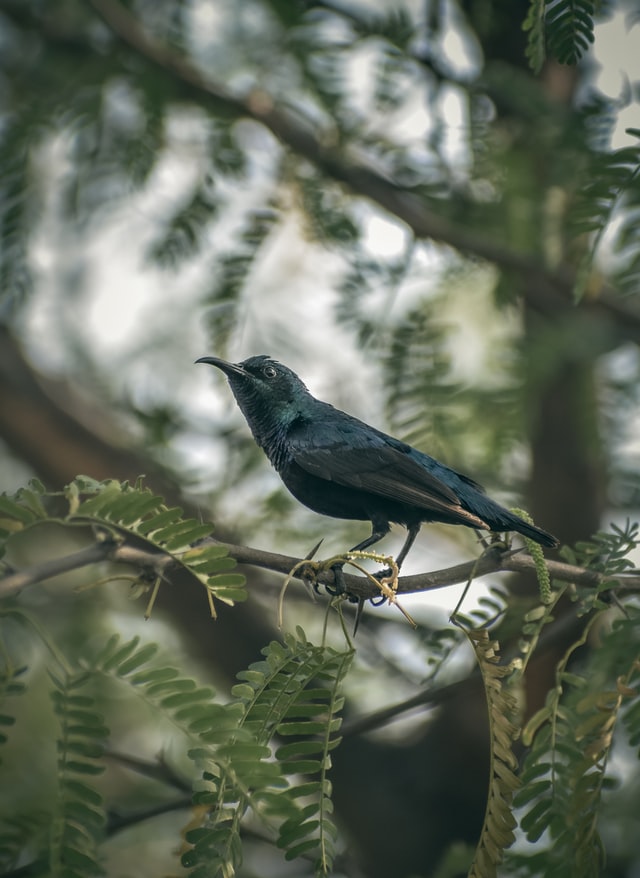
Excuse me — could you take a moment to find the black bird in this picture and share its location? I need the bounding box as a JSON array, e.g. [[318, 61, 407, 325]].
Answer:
[[197, 354, 558, 587]]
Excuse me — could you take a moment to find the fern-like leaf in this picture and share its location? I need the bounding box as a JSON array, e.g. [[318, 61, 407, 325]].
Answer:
[[545, 0, 595, 66], [90, 634, 282, 877], [524, 0, 596, 74], [0, 112, 36, 310], [571, 136, 640, 300], [202, 208, 278, 354], [0, 663, 27, 762], [0, 477, 247, 613], [0, 813, 49, 875], [464, 628, 520, 878], [523, 0, 547, 73], [146, 184, 220, 269], [512, 580, 637, 876], [184, 628, 353, 877], [73, 479, 247, 608], [48, 671, 108, 878]]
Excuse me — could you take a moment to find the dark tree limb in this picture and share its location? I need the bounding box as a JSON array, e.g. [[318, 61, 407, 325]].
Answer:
[[2, 531, 637, 600]]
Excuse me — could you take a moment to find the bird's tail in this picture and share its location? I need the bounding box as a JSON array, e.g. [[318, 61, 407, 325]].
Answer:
[[509, 515, 559, 548]]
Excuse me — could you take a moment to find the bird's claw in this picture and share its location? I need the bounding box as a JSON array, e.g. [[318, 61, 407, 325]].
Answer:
[[325, 562, 347, 596], [296, 556, 349, 597]]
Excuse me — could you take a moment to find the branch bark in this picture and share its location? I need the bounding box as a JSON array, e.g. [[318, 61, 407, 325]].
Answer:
[[2, 532, 637, 600]]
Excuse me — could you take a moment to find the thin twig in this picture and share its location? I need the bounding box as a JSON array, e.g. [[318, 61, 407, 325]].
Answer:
[[0, 542, 113, 595]]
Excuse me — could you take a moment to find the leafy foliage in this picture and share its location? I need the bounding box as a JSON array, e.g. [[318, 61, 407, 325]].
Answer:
[[0, 114, 35, 313], [505, 522, 640, 877], [0, 813, 48, 877], [185, 630, 353, 876], [147, 183, 220, 269], [545, 0, 595, 65], [2, 478, 640, 876], [0, 608, 352, 878], [0, 637, 35, 870], [0, 478, 355, 876], [523, 0, 547, 74], [382, 301, 522, 479], [0, 476, 247, 611], [384, 304, 460, 452], [524, 0, 595, 72], [571, 133, 640, 299], [2, 1, 640, 875], [202, 207, 279, 355], [0, 662, 27, 764]]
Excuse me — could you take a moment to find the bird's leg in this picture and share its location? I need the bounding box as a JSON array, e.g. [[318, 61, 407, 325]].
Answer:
[[327, 520, 391, 597], [352, 522, 419, 633], [349, 520, 392, 555], [395, 522, 421, 569], [367, 521, 420, 595]]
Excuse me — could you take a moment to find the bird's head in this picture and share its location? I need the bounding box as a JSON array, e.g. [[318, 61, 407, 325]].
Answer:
[[196, 354, 311, 438]]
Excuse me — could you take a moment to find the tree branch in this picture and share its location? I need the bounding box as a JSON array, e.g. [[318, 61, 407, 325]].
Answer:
[[86, 0, 640, 338], [0, 541, 114, 594], [2, 532, 638, 602], [0, 537, 175, 598], [86, 0, 542, 271]]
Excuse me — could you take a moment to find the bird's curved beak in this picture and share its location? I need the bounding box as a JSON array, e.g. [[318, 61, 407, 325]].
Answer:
[[195, 356, 247, 378]]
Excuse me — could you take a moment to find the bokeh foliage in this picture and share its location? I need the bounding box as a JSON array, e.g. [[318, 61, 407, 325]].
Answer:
[[1, 0, 640, 876]]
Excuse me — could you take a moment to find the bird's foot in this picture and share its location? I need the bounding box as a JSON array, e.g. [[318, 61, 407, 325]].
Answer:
[[295, 556, 350, 597], [289, 548, 417, 631], [293, 539, 328, 595], [355, 557, 418, 629], [352, 568, 391, 605], [327, 562, 348, 596]]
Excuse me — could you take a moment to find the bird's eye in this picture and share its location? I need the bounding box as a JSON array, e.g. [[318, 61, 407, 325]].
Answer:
[[263, 365, 277, 379]]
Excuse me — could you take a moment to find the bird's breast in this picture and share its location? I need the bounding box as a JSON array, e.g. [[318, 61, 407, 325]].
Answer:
[[279, 460, 373, 522]]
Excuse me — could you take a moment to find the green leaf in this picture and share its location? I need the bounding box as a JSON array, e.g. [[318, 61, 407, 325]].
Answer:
[[283, 837, 321, 860], [181, 544, 230, 566], [100, 637, 142, 672], [62, 780, 104, 806], [153, 520, 213, 549], [63, 760, 105, 776], [277, 721, 329, 737], [135, 506, 184, 535], [130, 666, 180, 686], [207, 573, 245, 588], [60, 740, 104, 759], [116, 642, 160, 676], [0, 495, 36, 525], [520, 797, 552, 841]]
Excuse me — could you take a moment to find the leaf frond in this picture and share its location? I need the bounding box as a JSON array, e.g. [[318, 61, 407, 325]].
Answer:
[[463, 627, 520, 878], [48, 671, 108, 878]]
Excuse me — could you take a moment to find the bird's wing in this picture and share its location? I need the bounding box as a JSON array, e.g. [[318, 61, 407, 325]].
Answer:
[[290, 424, 487, 526]]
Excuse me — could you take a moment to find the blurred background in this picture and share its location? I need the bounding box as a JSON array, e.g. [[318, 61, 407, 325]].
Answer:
[[1, 0, 640, 875]]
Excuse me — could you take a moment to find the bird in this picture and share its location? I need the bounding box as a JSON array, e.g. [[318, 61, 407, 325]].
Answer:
[[196, 354, 558, 599]]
